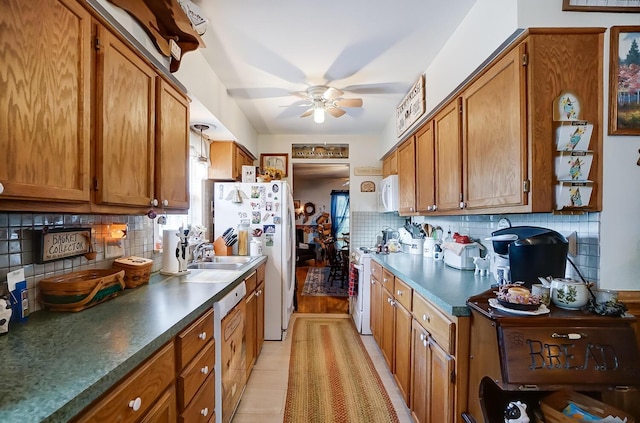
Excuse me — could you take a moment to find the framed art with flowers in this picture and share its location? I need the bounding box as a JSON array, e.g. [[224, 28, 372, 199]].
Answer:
[[609, 26, 640, 135]]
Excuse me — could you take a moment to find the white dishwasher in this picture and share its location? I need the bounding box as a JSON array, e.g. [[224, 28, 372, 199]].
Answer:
[[214, 281, 247, 423]]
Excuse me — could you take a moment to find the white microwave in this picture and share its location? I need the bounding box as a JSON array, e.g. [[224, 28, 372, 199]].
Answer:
[[379, 175, 399, 213]]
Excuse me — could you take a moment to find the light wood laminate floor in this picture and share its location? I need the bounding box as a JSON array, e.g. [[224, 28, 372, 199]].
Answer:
[[232, 313, 413, 423]]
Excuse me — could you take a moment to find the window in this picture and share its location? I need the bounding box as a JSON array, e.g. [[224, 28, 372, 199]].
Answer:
[[330, 190, 349, 244]]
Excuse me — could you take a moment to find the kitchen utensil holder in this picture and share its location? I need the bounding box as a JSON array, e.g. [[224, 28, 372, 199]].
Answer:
[[214, 237, 232, 256]]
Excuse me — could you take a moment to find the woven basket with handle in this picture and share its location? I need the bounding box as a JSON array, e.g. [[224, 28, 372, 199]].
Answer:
[[39, 269, 125, 312]]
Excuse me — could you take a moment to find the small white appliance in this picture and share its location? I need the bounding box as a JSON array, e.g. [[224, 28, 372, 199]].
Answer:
[[214, 181, 295, 341], [379, 175, 399, 213], [443, 243, 480, 270], [350, 248, 372, 335]]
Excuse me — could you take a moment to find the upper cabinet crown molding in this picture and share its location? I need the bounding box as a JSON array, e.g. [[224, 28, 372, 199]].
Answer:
[[105, 0, 205, 72]]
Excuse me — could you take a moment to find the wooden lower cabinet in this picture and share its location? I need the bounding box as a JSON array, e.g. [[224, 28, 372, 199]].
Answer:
[[394, 300, 412, 405], [411, 320, 455, 423], [246, 266, 265, 379], [74, 342, 176, 423], [140, 385, 177, 423], [381, 285, 396, 370]]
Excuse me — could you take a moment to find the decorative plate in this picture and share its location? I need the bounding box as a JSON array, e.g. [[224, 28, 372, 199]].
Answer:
[[488, 299, 550, 316], [497, 298, 540, 311]]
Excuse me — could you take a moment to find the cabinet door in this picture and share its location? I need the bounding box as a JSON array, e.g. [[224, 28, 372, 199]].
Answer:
[[140, 385, 177, 423], [411, 321, 429, 423], [394, 302, 412, 405], [434, 99, 463, 212], [381, 286, 395, 370], [95, 25, 156, 207], [256, 280, 265, 355], [370, 275, 382, 346], [0, 0, 91, 203], [415, 121, 436, 213], [245, 290, 257, 376], [383, 151, 398, 177], [428, 337, 455, 423], [156, 78, 189, 210], [463, 44, 527, 209], [398, 138, 416, 214]]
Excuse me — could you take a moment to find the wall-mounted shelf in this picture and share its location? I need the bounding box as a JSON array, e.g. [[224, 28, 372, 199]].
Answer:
[[107, 0, 205, 72]]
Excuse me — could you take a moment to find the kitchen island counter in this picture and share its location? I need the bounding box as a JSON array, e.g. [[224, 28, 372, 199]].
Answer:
[[370, 252, 494, 316], [0, 256, 267, 423]]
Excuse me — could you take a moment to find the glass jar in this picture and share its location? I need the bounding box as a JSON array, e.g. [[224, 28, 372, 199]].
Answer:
[[238, 223, 249, 256]]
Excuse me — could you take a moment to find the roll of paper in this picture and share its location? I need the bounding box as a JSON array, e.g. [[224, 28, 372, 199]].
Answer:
[[161, 230, 180, 275]]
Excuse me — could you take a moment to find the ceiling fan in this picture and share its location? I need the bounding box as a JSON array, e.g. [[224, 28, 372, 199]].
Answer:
[[294, 86, 363, 123]]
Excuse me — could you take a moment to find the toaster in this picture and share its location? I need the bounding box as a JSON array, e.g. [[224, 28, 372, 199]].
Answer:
[[443, 243, 480, 270]]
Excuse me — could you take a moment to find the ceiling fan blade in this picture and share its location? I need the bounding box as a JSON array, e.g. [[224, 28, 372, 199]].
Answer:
[[323, 87, 343, 100], [300, 108, 314, 118], [293, 91, 311, 100], [326, 107, 346, 118], [334, 98, 363, 108]]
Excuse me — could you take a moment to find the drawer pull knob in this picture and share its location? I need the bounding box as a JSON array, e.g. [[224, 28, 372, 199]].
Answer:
[[128, 397, 142, 411], [198, 332, 207, 340], [420, 333, 425, 341], [422, 314, 429, 322], [201, 407, 209, 416], [423, 339, 428, 347], [201, 365, 209, 375], [396, 290, 402, 296], [0, 182, 4, 195]]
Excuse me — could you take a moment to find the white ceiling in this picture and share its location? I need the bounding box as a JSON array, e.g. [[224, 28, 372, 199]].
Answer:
[[192, 0, 478, 136]]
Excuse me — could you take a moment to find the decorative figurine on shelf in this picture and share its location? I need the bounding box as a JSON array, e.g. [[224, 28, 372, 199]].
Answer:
[[504, 401, 530, 423], [473, 256, 490, 276]]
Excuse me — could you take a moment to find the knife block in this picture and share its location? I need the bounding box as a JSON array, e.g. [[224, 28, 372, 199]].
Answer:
[[213, 237, 232, 256]]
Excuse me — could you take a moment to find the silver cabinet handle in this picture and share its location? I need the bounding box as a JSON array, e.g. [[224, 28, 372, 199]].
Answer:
[[201, 407, 209, 416], [396, 290, 403, 296]]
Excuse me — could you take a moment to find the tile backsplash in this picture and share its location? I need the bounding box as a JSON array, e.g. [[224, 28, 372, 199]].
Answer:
[[0, 213, 162, 314], [351, 211, 601, 283]]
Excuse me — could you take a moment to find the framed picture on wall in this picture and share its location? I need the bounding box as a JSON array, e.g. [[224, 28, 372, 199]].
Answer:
[[562, 0, 640, 13], [260, 153, 289, 177], [609, 26, 640, 135]]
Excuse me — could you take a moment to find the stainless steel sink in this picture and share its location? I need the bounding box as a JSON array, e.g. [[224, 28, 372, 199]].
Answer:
[[186, 256, 258, 271]]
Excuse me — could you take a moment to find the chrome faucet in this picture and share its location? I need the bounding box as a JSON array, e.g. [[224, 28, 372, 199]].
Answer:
[[191, 242, 214, 263]]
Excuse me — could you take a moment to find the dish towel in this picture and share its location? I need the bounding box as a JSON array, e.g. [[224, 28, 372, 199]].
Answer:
[[348, 262, 358, 297]]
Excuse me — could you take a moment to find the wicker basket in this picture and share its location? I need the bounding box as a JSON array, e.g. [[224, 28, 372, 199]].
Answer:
[[39, 269, 125, 312], [540, 391, 634, 423], [112, 256, 153, 288]]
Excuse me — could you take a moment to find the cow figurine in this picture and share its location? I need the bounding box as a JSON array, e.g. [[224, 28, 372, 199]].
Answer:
[[504, 401, 530, 423], [473, 256, 490, 276]]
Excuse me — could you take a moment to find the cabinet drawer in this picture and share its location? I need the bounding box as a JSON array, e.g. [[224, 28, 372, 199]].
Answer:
[[245, 270, 257, 294], [393, 277, 412, 311], [180, 372, 215, 423], [413, 293, 455, 355], [177, 308, 214, 369], [178, 339, 215, 410], [75, 342, 175, 423], [371, 260, 382, 282], [256, 263, 265, 284], [381, 268, 395, 292]]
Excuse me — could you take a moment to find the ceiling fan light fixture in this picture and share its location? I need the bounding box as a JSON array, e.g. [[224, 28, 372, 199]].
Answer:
[[313, 106, 325, 124]]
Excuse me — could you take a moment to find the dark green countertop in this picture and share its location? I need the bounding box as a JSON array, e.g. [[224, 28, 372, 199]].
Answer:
[[0, 257, 266, 423], [370, 252, 495, 317]]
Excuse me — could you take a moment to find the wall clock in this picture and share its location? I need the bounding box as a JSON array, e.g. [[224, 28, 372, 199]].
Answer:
[[360, 181, 375, 192]]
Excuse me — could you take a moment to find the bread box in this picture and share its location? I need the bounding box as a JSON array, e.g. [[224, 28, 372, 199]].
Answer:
[[443, 242, 480, 270]]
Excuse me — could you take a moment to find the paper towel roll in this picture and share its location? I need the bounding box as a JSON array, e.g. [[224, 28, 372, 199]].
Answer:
[[161, 229, 180, 275]]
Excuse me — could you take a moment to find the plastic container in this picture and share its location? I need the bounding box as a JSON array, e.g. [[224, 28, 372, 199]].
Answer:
[[250, 238, 263, 256]]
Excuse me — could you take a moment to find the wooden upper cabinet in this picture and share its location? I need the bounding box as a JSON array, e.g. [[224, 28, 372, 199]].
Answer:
[[156, 77, 190, 210], [415, 121, 436, 213], [383, 150, 398, 177], [94, 24, 156, 207], [462, 44, 527, 210], [397, 138, 416, 214], [434, 98, 463, 213], [0, 0, 92, 205], [209, 141, 255, 181]]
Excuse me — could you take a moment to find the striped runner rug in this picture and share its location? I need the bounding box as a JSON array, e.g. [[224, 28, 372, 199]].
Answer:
[[283, 316, 400, 423]]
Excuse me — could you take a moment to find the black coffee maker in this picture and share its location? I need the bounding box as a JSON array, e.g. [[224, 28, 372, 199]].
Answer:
[[491, 226, 568, 289]]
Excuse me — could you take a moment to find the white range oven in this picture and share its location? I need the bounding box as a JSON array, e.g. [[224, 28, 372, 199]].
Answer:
[[350, 247, 372, 335]]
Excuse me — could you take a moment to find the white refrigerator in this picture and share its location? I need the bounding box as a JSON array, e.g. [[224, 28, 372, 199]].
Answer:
[[213, 181, 296, 341]]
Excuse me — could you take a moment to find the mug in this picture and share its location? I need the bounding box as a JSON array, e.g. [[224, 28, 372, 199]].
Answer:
[[495, 266, 510, 285], [531, 283, 550, 306]]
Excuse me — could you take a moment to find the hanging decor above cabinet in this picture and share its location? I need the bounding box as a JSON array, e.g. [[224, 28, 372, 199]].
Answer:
[[106, 0, 205, 72]]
